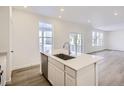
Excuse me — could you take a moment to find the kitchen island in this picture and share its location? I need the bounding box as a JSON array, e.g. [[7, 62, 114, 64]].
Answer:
[[41, 49, 103, 86]]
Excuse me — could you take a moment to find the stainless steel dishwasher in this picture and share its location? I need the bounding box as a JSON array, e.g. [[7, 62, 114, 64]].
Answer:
[[41, 53, 48, 79]]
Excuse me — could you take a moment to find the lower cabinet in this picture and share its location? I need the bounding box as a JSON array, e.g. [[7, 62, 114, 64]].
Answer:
[[55, 66, 64, 85], [48, 62, 55, 85], [48, 61, 64, 86], [48, 57, 96, 86], [65, 74, 76, 86]]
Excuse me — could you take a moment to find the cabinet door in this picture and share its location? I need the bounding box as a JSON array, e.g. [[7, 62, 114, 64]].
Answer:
[[65, 74, 76, 86], [54, 65, 64, 86], [48, 62, 56, 85], [48, 62, 64, 86]]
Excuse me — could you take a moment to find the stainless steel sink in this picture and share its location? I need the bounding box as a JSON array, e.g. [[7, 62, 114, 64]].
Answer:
[[54, 53, 75, 60]]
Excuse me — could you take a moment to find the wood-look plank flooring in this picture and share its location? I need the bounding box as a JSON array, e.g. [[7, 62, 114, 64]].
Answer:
[[6, 65, 50, 86], [7, 50, 124, 86], [90, 50, 124, 86]]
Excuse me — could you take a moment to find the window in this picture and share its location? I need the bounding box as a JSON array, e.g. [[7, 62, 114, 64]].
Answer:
[[92, 31, 103, 47], [69, 33, 82, 55], [39, 22, 53, 54]]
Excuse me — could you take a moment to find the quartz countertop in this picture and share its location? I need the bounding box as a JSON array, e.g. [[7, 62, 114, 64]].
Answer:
[[41, 49, 103, 71]]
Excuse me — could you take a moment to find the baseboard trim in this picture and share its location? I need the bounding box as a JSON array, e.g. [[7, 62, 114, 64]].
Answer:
[[87, 49, 107, 54], [12, 64, 40, 73], [106, 49, 124, 52], [6, 64, 41, 86], [87, 49, 124, 54]]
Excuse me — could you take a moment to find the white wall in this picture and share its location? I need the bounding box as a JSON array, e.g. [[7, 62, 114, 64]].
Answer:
[[39, 16, 87, 50], [12, 9, 87, 70], [11, 8, 107, 70], [37, 15, 107, 53], [107, 31, 124, 51], [0, 7, 9, 52], [84, 29, 107, 53], [12, 9, 41, 70]]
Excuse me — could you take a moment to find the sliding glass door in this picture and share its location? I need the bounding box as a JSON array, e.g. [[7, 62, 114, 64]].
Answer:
[[69, 33, 82, 55], [39, 22, 53, 54]]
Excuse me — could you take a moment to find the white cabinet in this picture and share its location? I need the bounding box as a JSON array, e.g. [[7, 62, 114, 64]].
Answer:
[[54, 65, 64, 85], [48, 57, 96, 86], [48, 58, 64, 86], [48, 62, 55, 85], [65, 66, 76, 86], [65, 74, 76, 86]]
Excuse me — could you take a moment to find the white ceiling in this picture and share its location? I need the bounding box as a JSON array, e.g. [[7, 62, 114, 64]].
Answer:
[[14, 6, 124, 31]]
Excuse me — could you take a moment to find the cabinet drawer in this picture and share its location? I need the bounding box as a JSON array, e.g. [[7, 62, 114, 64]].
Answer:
[[65, 74, 76, 86], [65, 66, 76, 78], [48, 57, 64, 71]]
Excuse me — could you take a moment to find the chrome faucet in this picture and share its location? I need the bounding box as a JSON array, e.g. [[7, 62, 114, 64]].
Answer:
[[63, 42, 71, 55]]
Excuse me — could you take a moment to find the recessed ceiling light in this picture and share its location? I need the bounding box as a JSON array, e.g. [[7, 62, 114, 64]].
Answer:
[[114, 12, 118, 16], [60, 8, 64, 12], [88, 19, 91, 23], [59, 16, 62, 18], [24, 6, 28, 8]]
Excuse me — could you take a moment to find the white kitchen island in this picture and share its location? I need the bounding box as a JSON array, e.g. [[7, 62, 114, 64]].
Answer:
[[42, 49, 103, 86]]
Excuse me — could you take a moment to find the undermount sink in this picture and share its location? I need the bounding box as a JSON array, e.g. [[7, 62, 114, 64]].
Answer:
[[54, 53, 75, 60]]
